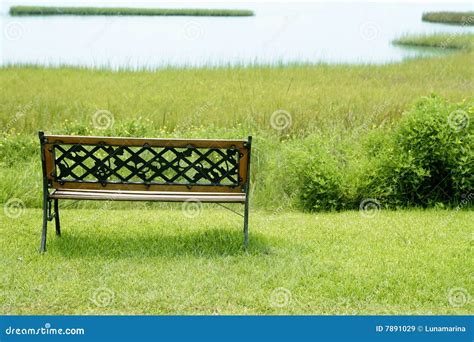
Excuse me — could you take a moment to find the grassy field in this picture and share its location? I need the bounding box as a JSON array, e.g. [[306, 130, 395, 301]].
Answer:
[[1, 39, 473, 209], [9, 6, 254, 17], [1, 208, 472, 315], [422, 11, 474, 25]]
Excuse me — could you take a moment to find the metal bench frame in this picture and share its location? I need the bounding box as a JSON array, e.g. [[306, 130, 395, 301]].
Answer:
[[38, 131, 252, 252]]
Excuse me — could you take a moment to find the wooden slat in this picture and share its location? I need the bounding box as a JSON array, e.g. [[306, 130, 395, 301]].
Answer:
[[50, 190, 246, 203], [43, 144, 56, 181], [239, 148, 249, 185], [44, 135, 247, 149], [51, 181, 245, 193]]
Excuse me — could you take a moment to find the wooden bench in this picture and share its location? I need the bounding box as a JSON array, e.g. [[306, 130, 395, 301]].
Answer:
[[38, 132, 252, 252]]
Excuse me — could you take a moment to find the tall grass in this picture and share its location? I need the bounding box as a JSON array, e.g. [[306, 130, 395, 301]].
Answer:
[[1, 52, 472, 135], [1, 36, 473, 210], [422, 11, 474, 25], [9, 6, 254, 17]]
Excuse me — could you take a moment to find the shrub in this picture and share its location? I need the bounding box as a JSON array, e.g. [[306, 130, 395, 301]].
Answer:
[[283, 135, 349, 211], [362, 95, 473, 207], [299, 95, 473, 210]]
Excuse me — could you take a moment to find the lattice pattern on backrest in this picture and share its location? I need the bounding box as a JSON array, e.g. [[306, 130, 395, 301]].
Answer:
[[51, 143, 242, 187]]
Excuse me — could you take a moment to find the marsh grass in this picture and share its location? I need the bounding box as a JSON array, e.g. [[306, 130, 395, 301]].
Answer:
[[9, 6, 254, 17], [1, 42, 473, 209], [393, 33, 474, 51], [422, 11, 474, 25]]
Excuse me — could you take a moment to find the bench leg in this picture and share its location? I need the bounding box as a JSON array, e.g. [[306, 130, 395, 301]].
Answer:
[[243, 196, 249, 249], [40, 198, 48, 253], [54, 199, 61, 236]]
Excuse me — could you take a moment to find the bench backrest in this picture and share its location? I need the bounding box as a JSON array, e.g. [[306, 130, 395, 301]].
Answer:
[[39, 132, 252, 193]]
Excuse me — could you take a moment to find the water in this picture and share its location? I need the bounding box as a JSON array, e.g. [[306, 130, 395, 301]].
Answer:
[[1, 1, 473, 69]]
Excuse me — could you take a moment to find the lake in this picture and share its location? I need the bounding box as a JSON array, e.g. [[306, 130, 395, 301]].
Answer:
[[1, 1, 473, 69]]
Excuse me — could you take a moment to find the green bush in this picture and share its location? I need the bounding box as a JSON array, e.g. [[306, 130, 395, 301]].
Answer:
[[361, 95, 473, 207], [281, 135, 350, 211], [294, 95, 473, 211]]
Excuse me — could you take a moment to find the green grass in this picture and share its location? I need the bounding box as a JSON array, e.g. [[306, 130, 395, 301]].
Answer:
[[393, 33, 474, 51], [1, 208, 472, 314], [9, 6, 254, 17], [422, 11, 474, 25]]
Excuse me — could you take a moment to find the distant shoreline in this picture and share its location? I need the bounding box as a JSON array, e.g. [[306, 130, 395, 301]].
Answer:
[[9, 6, 255, 17], [393, 33, 474, 51], [422, 11, 474, 25]]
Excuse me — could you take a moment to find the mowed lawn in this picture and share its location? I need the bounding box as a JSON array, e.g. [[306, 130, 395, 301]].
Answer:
[[1, 207, 472, 315]]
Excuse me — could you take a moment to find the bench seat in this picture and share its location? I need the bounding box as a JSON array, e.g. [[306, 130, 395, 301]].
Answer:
[[50, 189, 246, 203]]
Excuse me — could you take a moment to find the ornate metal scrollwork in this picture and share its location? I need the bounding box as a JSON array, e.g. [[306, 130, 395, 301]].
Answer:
[[53, 143, 240, 186]]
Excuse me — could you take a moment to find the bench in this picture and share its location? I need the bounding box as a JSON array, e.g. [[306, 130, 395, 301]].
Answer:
[[38, 132, 252, 252]]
